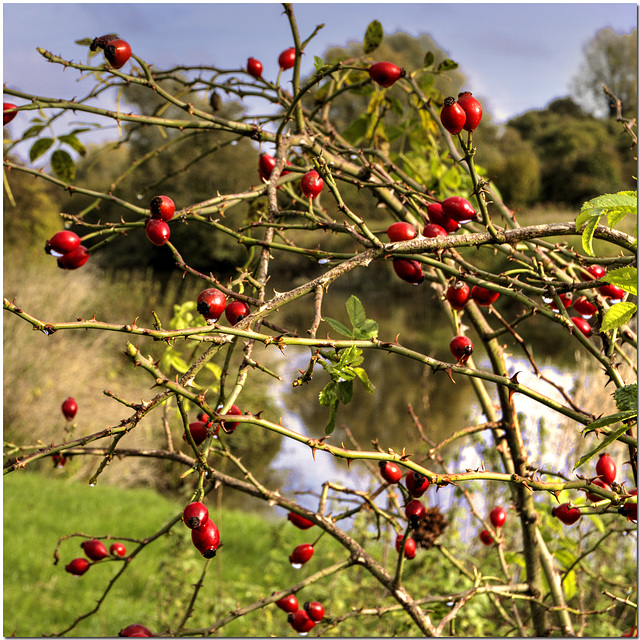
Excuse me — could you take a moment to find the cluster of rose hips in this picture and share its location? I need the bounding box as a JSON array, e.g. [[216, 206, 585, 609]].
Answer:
[[275, 593, 325, 635], [184, 406, 243, 445], [479, 506, 507, 546], [440, 92, 483, 135], [145, 195, 175, 246], [286, 510, 316, 568], [244, 46, 296, 80], [90, 34, 132, 70], [45, 230, 89, 270], [258, 151, 324, 201], [65, 538, 126, 576], [182, 501, 221, 558], [196, 287, 251, 326], [53, 397, 78, 467]]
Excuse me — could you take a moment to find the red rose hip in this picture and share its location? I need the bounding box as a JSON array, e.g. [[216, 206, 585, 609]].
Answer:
[[441, 196, 476, 224], [278, 47, 296, 70], [405, 470, 429, 497], [61, 397, 78, 420], [149, 195, 175, 221], [183, 502, 209, 530], [392, 258, 424, 285], [446, 281, 471, 311], [304, 601, 325, 622], [395, 534, 416, 559], [3, 103, 17, 126], [479, 529, 493, 545], [440, 97, 466, 135], [104, 39, 132, 69], [449, 335, 473, 364], [386, 222, 417, 242], [552, 503, 581, 525], [81, 539, 108, 561], [65, 557, 91, 576], [46, 230, 81, 255], [110, 543, 126, 557], [287, 512, 315, 530], [379, 460, 402, 484], [145, 218, 170, 246], [57, 246, 90, 270], [276, 593, 299, 613], [197, 288, 227, 321], [368, 61, 405, 88], [191, 517, 220, 558], [489, 506, 507, 528], [225, 300, 251, 326], [595, 453, 616, 485], [289, 543, 314, 567], [246, 57, 263, 79], [471, 285, 500, 306], [457, 91, 483, 132], [300, 170, 323, 199]]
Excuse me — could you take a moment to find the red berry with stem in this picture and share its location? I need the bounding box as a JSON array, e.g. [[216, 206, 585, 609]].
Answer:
[[57, 245, 90, 270], [246, 57, 263, 79], [110, 542, 126, 557], [441, 196, 476, 224], [405, 499, 426, 527], [191, 517, 220, 558], [489, 506, 507, 528], [278, 47, 296, 70], [287, 512, 315, 530], [368, 61, 405, 88], [219, 404, 242, 434], [276, 593, 299, 613], [392, 258, 424, 285], [104, 39, 131, 69], [479, 529, 493, 545], [580, 264, 606, 281], [623, 488, 637, 523], [571, 317, 592, 337], [61, 397, 78, 420], [405, 471, 429, 498], [449, 335, 473, 364], [386, 221, 417, 242], [258, 153, 276, 180], [446, 281, 471, 311], [46, 230, 80, 255], [65, 557, 91, 576], [183, 502, 209, 530], [225, 300, 251, 326], [395, 535, 416, 559], [552, 503, 581, 525], [440, 96, 467, 135], [572, 296, 597, 319], [379, 460, 402, 484], [585, 478, 610, 502], [304, 601, 325, 622], [183, 421, 210, 446], [426, 202, 460, 233], [149, 195, 175, 221], [196, 288, 227, 321], [119, 624, 153, 637], [471, 285, 500, 306], [300, 170, 323, 199], [3, 102, 17, 126], [422, 223, 448, 238], [81, 539, 108, 561], [599, 283, 625, 301], [145, 218, 170, 246], [595, 453, 616, 485], [457, 91, 483, 132], [289, 543, 314, 568], [288, 609, 316, 634]]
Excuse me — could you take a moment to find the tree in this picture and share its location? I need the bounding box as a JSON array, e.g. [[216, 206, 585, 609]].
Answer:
[[3, 5, 637, 637], [571, 27, 638, 118]]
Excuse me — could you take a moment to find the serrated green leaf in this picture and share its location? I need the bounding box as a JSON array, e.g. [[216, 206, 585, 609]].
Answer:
[[436, 58, 458, 72], [346, 295, 367, 330], [600, 301, 637, 332], [353, 367, 375, 393], [423, 51, 435, 68], [363, 20, 383, 54], [58, 133, 87, 156], [601, 267, 637, 295], [337, 379, 354, 404], [29, 137, 54, 162], [614, 384, 637, 412], [574, 422, 634, 470], [323, 316, 352, 338], [50, 149, 76, 182], [580, 191, 637, 215], [319, 380, 338, 407], [340, 345, 364, 367], [581, 216, 600, 257], [325, 400, 339, 435], [353, 318, 379, 340]]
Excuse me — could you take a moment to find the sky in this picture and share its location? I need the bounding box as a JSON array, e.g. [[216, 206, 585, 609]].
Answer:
[[2, 2, 638, 154]]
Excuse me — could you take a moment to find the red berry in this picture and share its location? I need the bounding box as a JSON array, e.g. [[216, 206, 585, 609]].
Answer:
[[65, 557, 91, 576], [392, 258, 424, 285], [289, 543, 314, 567], [196, 288, 227, 321], [52, 453, 68, 468], [572, 296, 597, 319], [379, 460, 402, 484], [276, 593, 299, 613], [456, 91, 483, 132], [191, 517, 220, 558], [446, 281, 471, 311], [571, 317, 592, 337], [479, 529, 493, 546], [119, 624, 153, 637], [440, 96, 467, 135], [145, 218, 170, 246], [304, 601, 325, 622], [549, 292, 574, 311], [395, 535, 417, 559], [489, 506, 507, 528], [183, 502, 209, 530], [246, 57, 263, 79], [3, 102, 17, 126], [599, 283, 625, 301], [300, 170, 323, 199], [287, 512, 315, 530], [449, 335, 473, 363], [258, 153, 276, 180], [288, 609, 316, 634], [623, 488, 637, 523], [552, 503, 581, 525], [405, 471, 429, 498], [219, 404, 242, 434], [585, 478, 610, 502], [61, 397, 78, 420], [405, 499, 426, 527], [368, 61, 405, 88], [386, 222, 417, 242], [471, 285, 500, 306], [81, 539, 108, 561], [441, 196, 476, 224], [580, 264, 606, 281], [278, 47, 296, 70], [426, 202, 460, 233], [149, 195, 175, 221], [225, 300, 251, 326], [595, 453, 617, 485], [46, 230, 81, 255], [110, 543, 126, 557], [422, 223, 448, 238], [183, 421, 210, 446], [57, 245, 89, 270], [104, 39, 131, 69]]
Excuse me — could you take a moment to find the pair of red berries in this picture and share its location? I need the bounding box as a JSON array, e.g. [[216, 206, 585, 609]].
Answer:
[[45, 230, 89, 270], [368, 61, 405, 88], [581, 264, 625, 301], [3, 102, 17, 126], [276, 594, 325, 634], [145, 195, 175, 246], [446, 281, 500, 311], [65, 539, 126, 576], [90, 34, 131, 70], [385, 223, 424, 284], [479, 506, 507, 545], [395, 534, 416, 559], [184, 406, 242, 445], [258, 152, 292, 183], [182, 502, 221, 558], [378, 462, 430, 495], [196, 288, 251, 326], [440, 92, 483, 135]]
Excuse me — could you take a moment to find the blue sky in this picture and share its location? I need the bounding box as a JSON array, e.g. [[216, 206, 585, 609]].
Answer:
[[2, 2, 637, 151]]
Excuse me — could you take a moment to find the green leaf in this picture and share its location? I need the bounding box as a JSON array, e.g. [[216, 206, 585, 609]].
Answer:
[[563, 569, 577, 601], [600, 301, 637, 332], [325, 400, 339, 435], [353, 318, 379, 340], [353, 367, 375, 393], [346, 295, 367, 330], [363, 20, 384, 54], [580, 216, 601, 257], [581, 409, 637, 435], [580, 191, 637, 217], [29, 137, 54, 162], [319, 381, 338, 407], [337, 379, 354, 405], [601, 266, 637, 295], [21, 124, 45, 140], [58, 133, 87, 156], [50, 149, 76, 182], [436, 58, 458, 72], [423, 51, 435, 68], [614, 384, 637, 412], [323, 316, 352, 338], [574, 422, 634, 470]]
